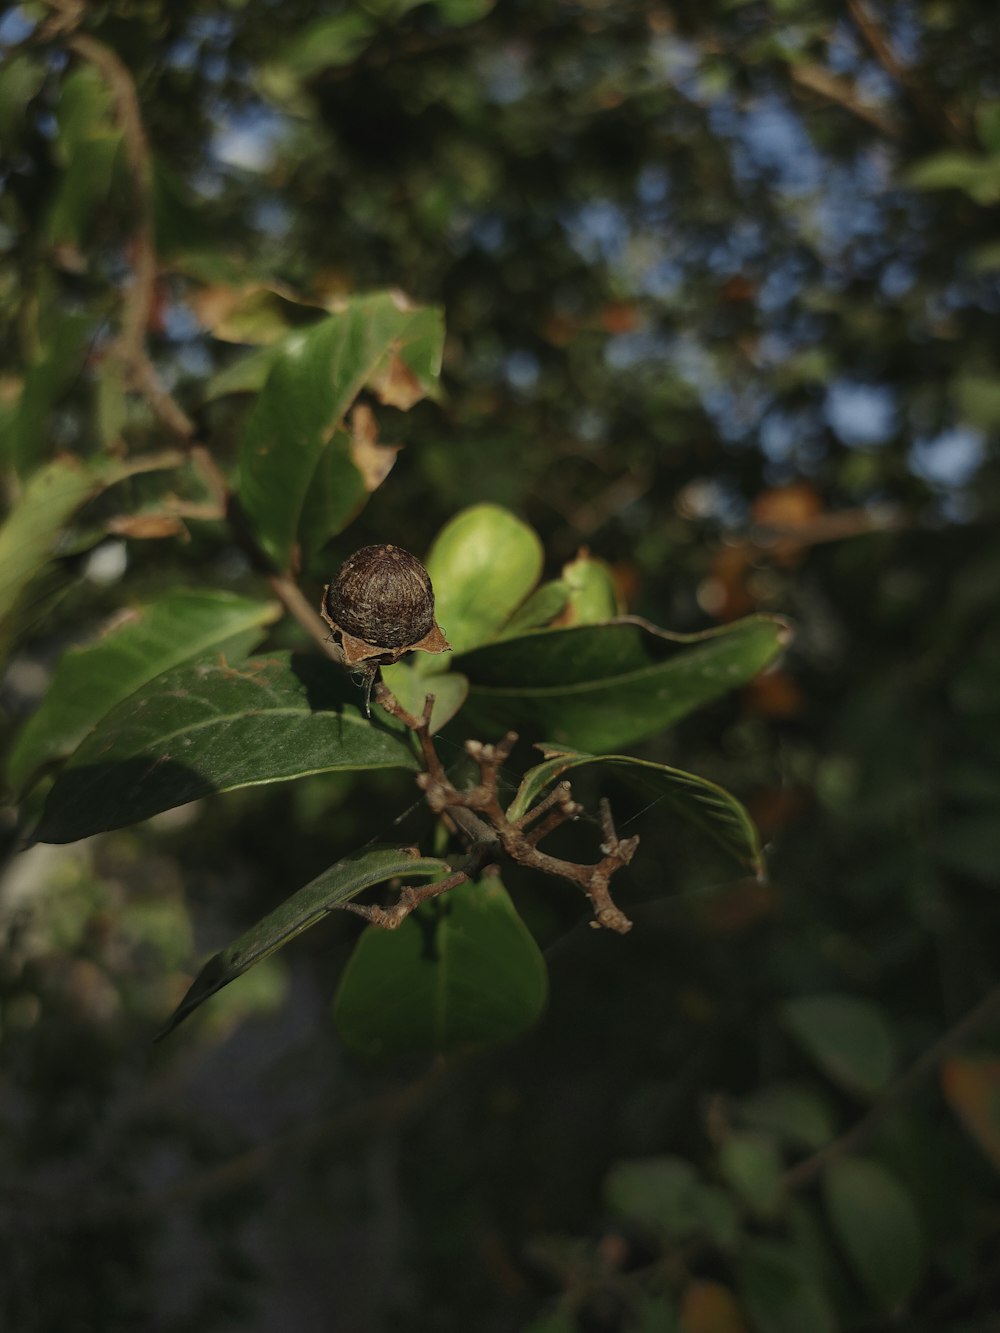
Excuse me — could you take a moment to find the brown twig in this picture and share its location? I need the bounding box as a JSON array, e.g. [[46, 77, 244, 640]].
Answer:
[[846, 0, 967, 144], [789, 61, 903, 140], [783, 982, 1000, 1191], [353, 683, 638, 933]]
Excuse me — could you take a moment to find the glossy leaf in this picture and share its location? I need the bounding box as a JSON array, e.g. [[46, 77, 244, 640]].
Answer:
[[7, 590, 281, 794], [781, 994, 896, 1098], [158, 847, 450, 1039], [823, 1157, 924, 1312], [738, 1240, 837, 1333], [509, 748, 764, 877], [35, 651, 417, 843], [333, 874, 547, 1058], [941, 1056, 1000, 1173], [0, 454, 161, 650], [238, 293, 443, 569], [459, 614, 790, 752], [421, 504, 544, 663], [378, 662, 469, 733]]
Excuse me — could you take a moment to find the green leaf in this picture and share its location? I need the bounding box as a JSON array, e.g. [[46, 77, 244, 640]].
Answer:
[[422, 504, 544, 662], [333, 874, 547, 1058], [458, 614, 790, 752], [7, 590, 281, 794], [0, 53, 46, 143], [823, 1157, 924, 1312], [558, 549, 620, 625], [34, 651, 417, 843], [379, 662, 469, 733], [508, 748, 764, 877], [238, 294, 444, 569], [738, 1240, 837, 1333], [738, 1082, 835, 1152], [718, 1131, 784, 1218], [158, 846, 450, 1039], [499, 580, 569, 637], [781, 994, 896, 1098], [6, 313, 93, 477], [0, 454, 165, 653], [604, 1156, 740, 1248], [204, 343, 284, 400], [45, 65, 122, 249], [905, 151, 1000, 204]]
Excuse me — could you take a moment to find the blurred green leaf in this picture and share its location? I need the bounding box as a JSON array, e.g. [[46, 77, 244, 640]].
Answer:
[[333, 873, 547, 1058], [955, 374, 1000, 429], [458, 614, 790, 752], [738, 1240, 837, 1333], [7, 590, 281, 794], [238, 293, 443, 569], [604, 1156, 740, 1248], [557, 549, 620, 625], [0, 454, 168, 653], [905, 151, 1000, 203], [976, 102, 1000, 152], [159, 846, 450, 1039], [6, 313, 93, 477], [738, 1082, 835, 1152], [718, 1131, 784, 1218], [421, 503, 544, 662], [781, 995, 896, 1098], [509, 747, 764, 876], [35, 651, 417, 843], [44, 65, 122, 249], [0, 52, 46, 142], [823, 1156, 924, 1312], [499, 580, 569, 638]]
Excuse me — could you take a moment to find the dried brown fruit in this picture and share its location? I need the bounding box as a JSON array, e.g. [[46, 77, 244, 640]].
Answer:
[[320, 544, 450, 713]]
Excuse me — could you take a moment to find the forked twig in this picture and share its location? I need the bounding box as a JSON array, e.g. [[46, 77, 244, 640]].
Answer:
[[342, 682, 638, 933]]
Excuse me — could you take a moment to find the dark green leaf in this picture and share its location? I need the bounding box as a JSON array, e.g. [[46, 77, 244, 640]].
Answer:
[[238, 293, 443, 569], [458, 614, 790, 752], [158, 847, 450, 1039], [333, 874, 547, 1057], [739, 1240, 837, 1333], [7, 590, 281, 793], [781, 994, 896, 1098], [6, 314, 93, 478], [421, 503, 544, 663], [738, 1082, 835, 1152], [0, 454, 169, 652], [718, 1131, 784, 1218], [509, 748, 764, 876], [35, 651, 417, 843], [823, 1156, 924, 1312], [604, 1156, 740, 1248], [0, 53, 46, 143]]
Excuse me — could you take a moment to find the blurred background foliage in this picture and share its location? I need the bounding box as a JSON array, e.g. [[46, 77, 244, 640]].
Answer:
[[2, 0, 1000, 1329]]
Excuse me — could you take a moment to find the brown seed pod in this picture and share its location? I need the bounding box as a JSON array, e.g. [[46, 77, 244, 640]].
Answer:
[[320, 544, 450, 670]]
